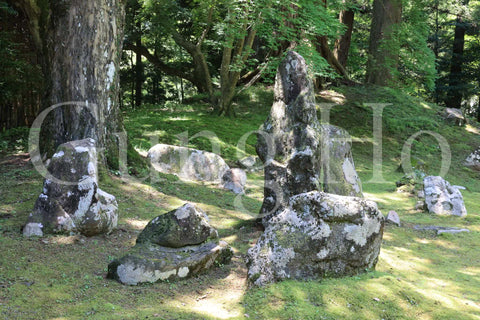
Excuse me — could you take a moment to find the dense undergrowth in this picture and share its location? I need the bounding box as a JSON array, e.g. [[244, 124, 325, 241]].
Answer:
[[1, 85, 479, 319]]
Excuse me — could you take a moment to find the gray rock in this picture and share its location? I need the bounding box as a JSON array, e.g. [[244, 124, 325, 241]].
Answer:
[[148, 144, 229, 182], [441, 108, 465, 126], [23, 139, 118, 237], [247, 191, 384, 286], [136, 204, 218, 248], [386, 210, 401, 227], [256, 51, 362, 222], [108, 240, 232, 285], [423, 176, 467, 217], [108, 203, 233, 285], [221, 168, 247, 194], [464, 147, 480, 171], [413, 225, 469, 235], [415, 200, 426, 211], [237, 156, 262, 171], [417, 190, 425, 198]]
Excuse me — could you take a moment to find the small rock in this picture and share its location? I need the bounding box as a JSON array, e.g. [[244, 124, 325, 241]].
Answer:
[[221, 168, 247, 194], [441, 108, 465, 126], [464, 146, 480, 171], [386, 210, 401, 227], [415, 201, 426, 211], [237, 156, 261, 171], [437, 228, 469, 235], [417, 190, 425, 198], [413, 225, 470, 235], [453, 185, 466, 190], [423, 176, 467, 217]]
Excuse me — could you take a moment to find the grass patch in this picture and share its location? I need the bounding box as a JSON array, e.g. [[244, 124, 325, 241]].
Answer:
[[1, 85, 480, 319]]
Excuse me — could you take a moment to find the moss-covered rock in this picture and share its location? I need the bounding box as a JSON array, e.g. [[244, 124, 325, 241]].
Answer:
[[247, 191, 384, 286], [23, 139, 118, 237], [107, 203, 233, 285]]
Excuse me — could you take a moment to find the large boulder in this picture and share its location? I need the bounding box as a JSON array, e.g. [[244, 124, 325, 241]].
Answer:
[[148, 144, 229, 182], [464, 146, 480, 171], [256, 51, 362, 222], [23, 139, 118, 237], [247, 191, 384, 286], [107, 204, 233, 285], [423, 176, 467, 217]]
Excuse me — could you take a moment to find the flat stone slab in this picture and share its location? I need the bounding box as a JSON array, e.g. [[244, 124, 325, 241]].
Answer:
[[107, 240, 232, 285], [413, 225, 470, 235]]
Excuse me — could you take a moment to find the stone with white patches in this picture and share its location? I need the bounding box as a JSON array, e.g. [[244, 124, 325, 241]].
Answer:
[[148, 144, 229, 183], [247, 191, 384, 286], [24, 139, 118, 237], [256, 51, 363, 225], [23, 222, 44, 237], [423, 176, 467, 217], [107, 208, 233, 285]]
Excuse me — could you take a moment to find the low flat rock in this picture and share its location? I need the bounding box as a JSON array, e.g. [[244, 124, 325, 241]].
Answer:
[[441, 108, 465, 126], [108, 203, 233, 285], [413, 225, 469, 235], [107, 240, 232, 285], [148, 144, 229, 182], [247, 191, 384, 286]]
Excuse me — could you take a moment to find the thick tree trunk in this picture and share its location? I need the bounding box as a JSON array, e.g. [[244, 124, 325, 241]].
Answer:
[[446, 14, 467, 109], [334, 8, 355, 68], [366, 0, 402, 86], [38, 0, 125, 165]]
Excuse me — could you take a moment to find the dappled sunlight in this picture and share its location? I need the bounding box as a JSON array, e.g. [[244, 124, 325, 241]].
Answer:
[[165, 116, 194, 121], [379, 248, 432, 273], [465, 124, 480, 135], [363, 191, 413, 208], [125, 218, 149, 230], [420, 102, 432, 110], [458, 266, 480, 277], [317, 90, 346, 104]]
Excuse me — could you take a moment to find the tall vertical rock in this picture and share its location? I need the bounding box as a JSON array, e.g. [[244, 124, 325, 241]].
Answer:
[[256, 51, 362, 222], [248, 52, 383, 286]]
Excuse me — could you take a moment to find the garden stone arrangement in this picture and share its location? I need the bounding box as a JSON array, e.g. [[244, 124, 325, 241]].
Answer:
[[107, 203, 233, 285], [23, 138, 118, 237], [256, 52, 362, 223], [247, 51, 384, 286]]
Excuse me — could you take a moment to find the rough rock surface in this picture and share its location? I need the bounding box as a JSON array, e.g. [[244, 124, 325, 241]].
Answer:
[[423, 176, 467, 217], [247, 191, 384, 286], [413, 225, 469, 235], [237, 156, 262, 171], [221, 168, 247, 194], [136, 203, 218, 248], [464, 146, 480, 171], [23, 139, 118, 237], [256, 51, 362, 222], [148, 144, 229, 182], [386, 210, 401, 227], [107, 204, 233, 285], [441, 108, 466, 126]]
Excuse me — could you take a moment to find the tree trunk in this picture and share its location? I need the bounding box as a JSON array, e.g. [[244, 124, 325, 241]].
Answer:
[[445, 13, 467, 109], [135, 35, 143, 108], [334, 8, 355, 68], [34, 0, 126, 166], [366, 0, 402, 86]]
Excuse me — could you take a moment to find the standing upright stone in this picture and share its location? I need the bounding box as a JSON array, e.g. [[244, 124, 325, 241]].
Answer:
[[23, 139, 118, 237], [248, 52, 383, 286], [256, 51, 362, 222]]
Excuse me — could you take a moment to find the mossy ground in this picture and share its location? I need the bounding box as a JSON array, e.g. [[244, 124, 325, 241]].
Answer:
[[1, 86, 479, 319]]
